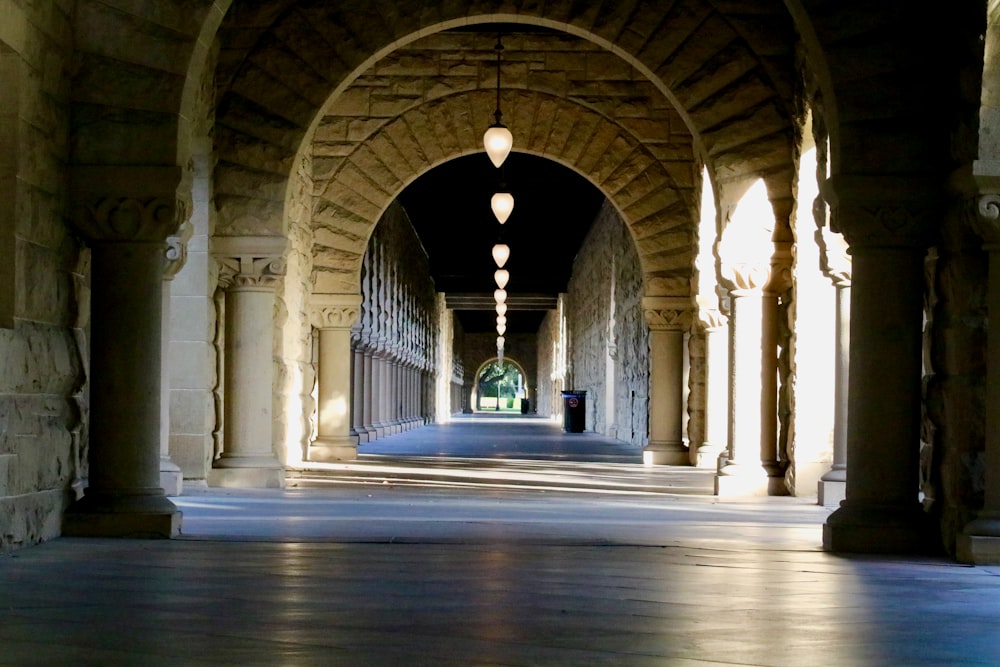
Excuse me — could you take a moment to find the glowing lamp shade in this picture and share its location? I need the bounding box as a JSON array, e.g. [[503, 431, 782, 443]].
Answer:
[[491, 191, 514, 224], [494, 269, 509, 289], [496, 315, 507, 325], [492, 243, 510, 268], [496, 303, 507, 316], [497, 324, 507, 336], [497, 336, 505, 348], [494, 288, 507, 304], [483, 124, 513, 168]]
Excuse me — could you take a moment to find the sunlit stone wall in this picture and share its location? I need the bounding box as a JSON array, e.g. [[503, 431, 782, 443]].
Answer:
[[0, 5, 79, 550], [563, 201, 649, 446]]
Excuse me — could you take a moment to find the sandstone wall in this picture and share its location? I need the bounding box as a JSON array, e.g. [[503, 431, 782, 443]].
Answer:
[[563, 201, 648, 446], [535, 305, 564, 420], [0, 2, 80, 550]]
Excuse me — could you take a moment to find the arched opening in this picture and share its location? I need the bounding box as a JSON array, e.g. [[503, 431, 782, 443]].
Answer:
[[472, 358, 528, 413]]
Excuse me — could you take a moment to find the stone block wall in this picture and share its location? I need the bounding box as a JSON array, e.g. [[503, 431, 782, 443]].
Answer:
[[0, 2, 79, 550], [563, 201, 648, 446]]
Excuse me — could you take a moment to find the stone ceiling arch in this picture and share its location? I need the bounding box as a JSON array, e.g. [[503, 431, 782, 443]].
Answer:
[[213, 2, 797, 242], [311, 89, 696, 298]]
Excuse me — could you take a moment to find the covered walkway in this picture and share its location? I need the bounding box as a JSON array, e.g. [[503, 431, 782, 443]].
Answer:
[[3, 417, 1000, 665]]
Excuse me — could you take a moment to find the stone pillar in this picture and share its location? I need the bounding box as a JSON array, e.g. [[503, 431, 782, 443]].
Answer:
[[819, 277, 851, 506], [351, 335, 366, 443], [361, 344, 376, 441], [308, 294, 362, 462], [642, 297, 692, 465], [158, 232, 189, 497], [64, 183, 182, 538], [958, 188, 1000, 562], [693, 308, 728, 468], [715, 269, 771, 496], [209, 236, 286, 489], [760, 232, 793, 494], [374, 345, 389, 438], [822, 176, 936, 554]]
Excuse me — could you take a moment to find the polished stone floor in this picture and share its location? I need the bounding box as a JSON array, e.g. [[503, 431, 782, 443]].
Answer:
[[2, 416, 999, 665]]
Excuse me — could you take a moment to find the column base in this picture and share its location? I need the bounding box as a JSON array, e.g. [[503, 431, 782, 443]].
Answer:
[[208, 455, 285, 489], [818, 480, 846, 508], [714, 463, 782, 496], [692, 444, 723, 469], [643, 442, 689, 466], [63, 489, 181, 538], [159, 458, 183, 497], [308, 437, 358, 462], [823, 502, 931, 554], [956, 515, 1000, 564]]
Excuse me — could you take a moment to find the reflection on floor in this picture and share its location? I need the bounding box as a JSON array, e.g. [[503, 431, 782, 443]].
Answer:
[[2, 415, 999, 665]]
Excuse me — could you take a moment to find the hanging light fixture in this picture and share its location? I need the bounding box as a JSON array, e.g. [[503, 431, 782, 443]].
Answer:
[[491, 188, 514, 224], [494, 269, 509, 289], [496, 302, 507, 316], [497, 335, 505, 349], [494, 288, 507, 304], [483, 33, 513, 168], [497, 323, 507, 336], [492, 243, 510, 267], [496, 315, 507, 326]]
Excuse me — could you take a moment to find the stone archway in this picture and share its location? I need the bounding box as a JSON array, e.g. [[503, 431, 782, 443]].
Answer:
[[471, 357, 532, 413]]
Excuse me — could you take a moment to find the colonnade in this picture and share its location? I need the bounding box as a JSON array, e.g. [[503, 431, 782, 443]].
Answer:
[[313, 204, 439, 459]]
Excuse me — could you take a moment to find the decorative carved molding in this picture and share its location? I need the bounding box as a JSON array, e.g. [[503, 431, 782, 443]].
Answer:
[[697, 308, 728, 331], [311, 293, 363, 329], [217, 255, 286, 288], [969, 193, 1000, 246], [642, 296, 694, 331], [214, 236, 288, 289], [822, 174, 940, 249], [723, 261, 770, 292], [74, 196, 185, 243], [818, 227, 852, 286], [163, 219, 194, 279]]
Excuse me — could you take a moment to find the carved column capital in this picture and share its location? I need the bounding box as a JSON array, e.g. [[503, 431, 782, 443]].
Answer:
[[642, 296, 694, 331], [74, 196, 187, 243], [213, 236, 287, 289], [819, 227, 852, 286], [696, 307, 728, 331], [822, 174, 941, 249], [70, 166, 187, 243], [311, 294, 363, 330]]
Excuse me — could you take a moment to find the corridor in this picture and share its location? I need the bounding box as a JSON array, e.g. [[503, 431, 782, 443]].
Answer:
[[3, 416, 1000, 665]]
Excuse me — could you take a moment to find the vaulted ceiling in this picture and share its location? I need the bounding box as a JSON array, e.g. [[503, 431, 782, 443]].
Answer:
[[212, 2, 799, 333]]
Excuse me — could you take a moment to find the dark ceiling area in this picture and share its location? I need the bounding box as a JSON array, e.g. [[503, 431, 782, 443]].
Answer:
[[397, 152, 605, 334]]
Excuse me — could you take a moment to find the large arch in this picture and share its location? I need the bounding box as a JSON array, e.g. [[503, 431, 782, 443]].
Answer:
[[211, 3, 798, 244], [311, 89, 697, 297]]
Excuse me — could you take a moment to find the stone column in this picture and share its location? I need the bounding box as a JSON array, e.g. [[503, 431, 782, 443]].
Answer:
[[64, 182, 182, 538], [642, 297, 692, 465], [209, 236, 286, 489], [819, 276, 852, 506], [958, 188, 1000, 562], [308, 293, 362, 462], [374, 345, 390, 438], [351, 334, 366, 443], [715, 268, 770, 495], [693, 307, 728, 468], [822, 175, 936, 554], [158, 232, 189, 496], [760, 232, 793, 493], [361, 343, 376, 441]]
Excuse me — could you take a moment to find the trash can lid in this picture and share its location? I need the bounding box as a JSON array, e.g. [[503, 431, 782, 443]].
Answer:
[[560, 390, 587, 396]]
